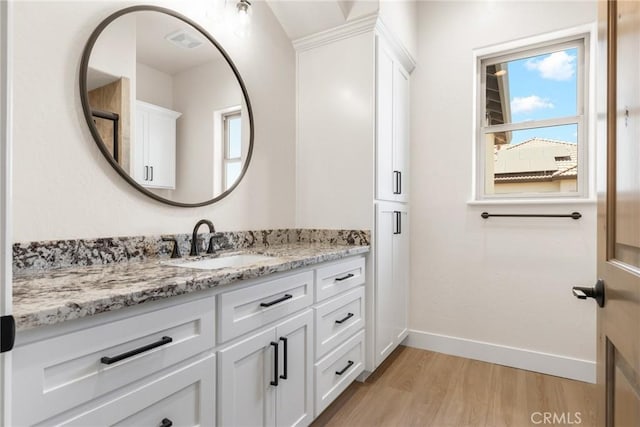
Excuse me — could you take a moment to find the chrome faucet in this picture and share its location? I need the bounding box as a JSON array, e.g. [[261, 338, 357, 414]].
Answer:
[[191, 219, 216, 256]]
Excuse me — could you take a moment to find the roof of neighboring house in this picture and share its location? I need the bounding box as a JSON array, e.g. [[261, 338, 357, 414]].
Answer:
[[494, 138, 577, 183]]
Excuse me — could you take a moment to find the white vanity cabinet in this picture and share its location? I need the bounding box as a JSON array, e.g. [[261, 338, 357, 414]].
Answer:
[[12, 295, 217, 426], [374, 202, 409, 366], [135, 100, 181, 189], [12, 254, 368, 427], [218, 310, 314, 427]]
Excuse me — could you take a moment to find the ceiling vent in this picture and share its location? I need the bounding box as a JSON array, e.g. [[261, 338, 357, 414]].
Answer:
[[165, 30, 203, 50]]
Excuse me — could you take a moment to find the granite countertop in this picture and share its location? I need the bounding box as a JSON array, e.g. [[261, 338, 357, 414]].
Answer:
[[13, 243, 369, 331]]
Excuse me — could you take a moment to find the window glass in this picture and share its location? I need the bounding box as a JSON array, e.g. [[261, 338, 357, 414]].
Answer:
[[227, 115, 242, 159]]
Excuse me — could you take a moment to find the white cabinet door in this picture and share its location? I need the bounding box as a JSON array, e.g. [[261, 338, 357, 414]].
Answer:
[[146, 111, 176, 188], [218, 328, 277, 427], [393, 64, 410, 203], [376, 36, 395, 202], [135, 101, 179, 189], [275, 310, 313, 427], [374, 202, 409, 368], [375, 36, 410, 203]]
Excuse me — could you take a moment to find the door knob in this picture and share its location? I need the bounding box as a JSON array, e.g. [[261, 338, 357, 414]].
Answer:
[[572, 279, 605, 308]]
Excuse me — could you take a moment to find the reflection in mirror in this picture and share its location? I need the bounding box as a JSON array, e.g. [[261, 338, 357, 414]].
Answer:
[[83, 7, 252, 206]]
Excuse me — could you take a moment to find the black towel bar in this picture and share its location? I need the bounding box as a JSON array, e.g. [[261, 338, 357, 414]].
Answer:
[[481, 212, 582, 220]]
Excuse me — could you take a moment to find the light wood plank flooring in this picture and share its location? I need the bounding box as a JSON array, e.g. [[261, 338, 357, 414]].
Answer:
[[312, 346, 597, 427]]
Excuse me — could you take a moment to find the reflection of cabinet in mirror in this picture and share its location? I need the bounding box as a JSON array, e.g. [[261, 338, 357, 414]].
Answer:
[[135, 100, 182, 189]]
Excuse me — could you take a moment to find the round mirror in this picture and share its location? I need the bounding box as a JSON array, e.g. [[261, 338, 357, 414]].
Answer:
[[80, 6, 254, 207]]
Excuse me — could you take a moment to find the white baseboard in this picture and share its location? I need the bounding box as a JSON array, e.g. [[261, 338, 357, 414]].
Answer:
[[406, 330, 596, 384]]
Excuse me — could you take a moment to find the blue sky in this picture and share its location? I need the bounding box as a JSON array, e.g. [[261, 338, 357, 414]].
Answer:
[[502, 48, 578, 145]]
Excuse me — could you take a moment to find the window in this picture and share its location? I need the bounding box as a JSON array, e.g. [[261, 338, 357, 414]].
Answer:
[[475, 32, 590, 200], [222, 110, 242, 191]]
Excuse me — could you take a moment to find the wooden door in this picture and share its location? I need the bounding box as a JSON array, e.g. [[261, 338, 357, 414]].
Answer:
[[596, 1, 640, 425], [218, 328, 277, 427], [275, 310, 313, 427]]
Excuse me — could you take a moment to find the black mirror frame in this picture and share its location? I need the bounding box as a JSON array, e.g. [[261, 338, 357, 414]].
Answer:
[[79, 5, 254, 208]]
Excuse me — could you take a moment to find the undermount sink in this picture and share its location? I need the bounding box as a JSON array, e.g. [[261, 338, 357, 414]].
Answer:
[[163, 254, 276, 270]]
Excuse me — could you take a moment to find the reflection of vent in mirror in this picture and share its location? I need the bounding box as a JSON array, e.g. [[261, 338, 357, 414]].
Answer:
[[165, 30, 203, 49]]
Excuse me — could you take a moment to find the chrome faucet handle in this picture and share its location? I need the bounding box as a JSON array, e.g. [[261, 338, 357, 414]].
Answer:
[[161, 237, 181, 259]]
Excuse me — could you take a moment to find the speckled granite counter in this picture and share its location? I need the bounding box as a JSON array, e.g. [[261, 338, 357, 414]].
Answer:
[[13, 243, 369, 331]]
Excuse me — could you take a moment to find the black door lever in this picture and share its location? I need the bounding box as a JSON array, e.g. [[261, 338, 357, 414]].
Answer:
[[572, 279, 605, 308]]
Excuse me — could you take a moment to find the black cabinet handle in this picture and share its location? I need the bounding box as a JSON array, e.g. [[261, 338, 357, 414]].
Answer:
[[260, 294, 292, 307], [270, 341, 279, 386], [335, 273, 354, 282], [335, 313, 354, 325], [160, 418, 173, 427], [279, 337, 288, 380], [150, 166, 154, 181], [144, 166, 149, 181], [100, 336, 172, 365], [393, 211, 402, 235], [335, 360, 354, 376], [393, 170, 401, 194]]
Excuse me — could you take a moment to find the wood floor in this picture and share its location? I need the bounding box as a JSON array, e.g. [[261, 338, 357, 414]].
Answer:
[[312, 346, 597, 427]]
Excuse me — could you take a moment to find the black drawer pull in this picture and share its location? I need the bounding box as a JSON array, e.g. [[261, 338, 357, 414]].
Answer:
[[100, 336, 172, 365], [335, 273, 354, 282], [335, 360, 354, 376], [270, 341, 279, 386], [335, 313, 354, 324], [260, 294, 292, 307], [160, 418, 173, 427], [280, 336, 288, 380]]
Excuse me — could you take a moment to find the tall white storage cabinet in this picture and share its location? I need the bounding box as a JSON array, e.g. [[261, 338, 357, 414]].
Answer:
[[295, 16, 414, 373], [135, 100, 181, 189]]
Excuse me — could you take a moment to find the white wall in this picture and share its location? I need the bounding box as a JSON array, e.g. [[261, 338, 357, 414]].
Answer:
[[136, 62, 173, 109], [12, 0, 296, 241], [409, 1, 598, 380], [171, 58, 243, 203]]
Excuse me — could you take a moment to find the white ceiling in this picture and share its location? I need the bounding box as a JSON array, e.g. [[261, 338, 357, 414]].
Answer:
[[135, 11, 224, 76], [265, 0, 379, 40]]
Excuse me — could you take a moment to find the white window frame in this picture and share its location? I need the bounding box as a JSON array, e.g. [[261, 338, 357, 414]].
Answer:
[[222, 109, 242, 191], [471, 25, 596, 204]]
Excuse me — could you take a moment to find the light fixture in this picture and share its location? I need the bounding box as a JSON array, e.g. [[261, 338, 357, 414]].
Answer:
[[494, 69, 507, 77], [235, 0, 251, 37]]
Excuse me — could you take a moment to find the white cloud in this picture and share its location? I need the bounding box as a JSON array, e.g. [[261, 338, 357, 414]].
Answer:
[[525, 51, 576, 81], [511, 95, 554, 114]]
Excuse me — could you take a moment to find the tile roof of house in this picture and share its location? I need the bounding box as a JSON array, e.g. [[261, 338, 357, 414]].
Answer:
[[494, 138, 577, 183]]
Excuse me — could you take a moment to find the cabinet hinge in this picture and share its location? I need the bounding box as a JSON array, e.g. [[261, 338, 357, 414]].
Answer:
[[0, 315, 15, 353]]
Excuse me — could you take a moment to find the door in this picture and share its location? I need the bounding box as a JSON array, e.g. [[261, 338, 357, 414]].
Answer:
[[392, 208, 409, 343], [275, 310, 313, 427], [0, 1, 13, 425], [593, 1, 640, 425], [218, 328, 277, 427], [146, 111, 176, 189], [376, 35, 395, 202]]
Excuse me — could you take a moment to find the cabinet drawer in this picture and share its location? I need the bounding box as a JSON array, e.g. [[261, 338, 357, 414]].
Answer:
[[315, 330, 364, 416], [40, 354, 216, 426], [218, 271, 313, 343], [13, 296, 215, 427], [315, 256, 365, 302], [315, 286, 364, 358]]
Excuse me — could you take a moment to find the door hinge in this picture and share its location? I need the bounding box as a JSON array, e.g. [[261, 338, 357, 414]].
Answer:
[[0, 315, 15, 353]]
